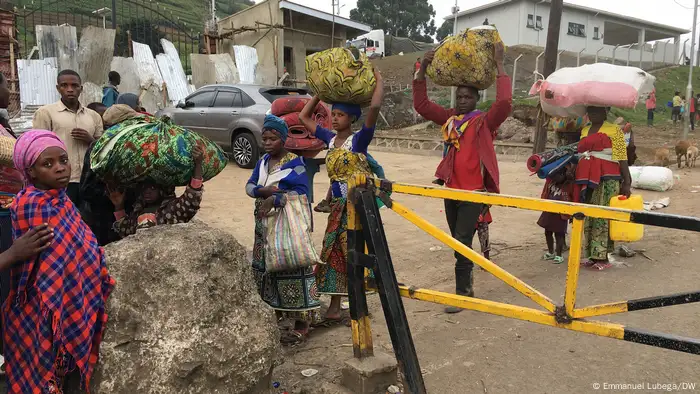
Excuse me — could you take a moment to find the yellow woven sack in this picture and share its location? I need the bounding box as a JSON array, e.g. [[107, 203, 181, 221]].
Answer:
[[305, 47, 376, 107], [427, 25, 503, 90]]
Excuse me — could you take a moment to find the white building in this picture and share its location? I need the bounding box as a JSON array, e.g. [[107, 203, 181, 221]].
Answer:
[[446, 0, 689, 67]]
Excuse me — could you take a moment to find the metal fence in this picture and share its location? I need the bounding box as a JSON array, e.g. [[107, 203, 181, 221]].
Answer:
[[13, 0, 201, 71], [346, 174, 700, 394]]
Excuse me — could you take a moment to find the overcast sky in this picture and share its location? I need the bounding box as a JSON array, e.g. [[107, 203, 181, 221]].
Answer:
[[270, 0, 697, 37]]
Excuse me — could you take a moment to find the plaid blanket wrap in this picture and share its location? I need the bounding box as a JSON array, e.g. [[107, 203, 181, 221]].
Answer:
[[4, 186, 114, 393]]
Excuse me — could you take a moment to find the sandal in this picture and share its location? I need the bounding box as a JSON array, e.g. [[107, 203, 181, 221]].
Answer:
[[589, 262, 613, 271], [314, 200, 332, 213], [543, 252, 556, 261], [280, 330, 307, 346], [580, 259, 596, 267], [312, 315, 352, 328], [552, 256, 565, 264]]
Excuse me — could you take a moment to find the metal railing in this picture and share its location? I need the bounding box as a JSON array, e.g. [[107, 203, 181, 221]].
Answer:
[[345, 175, 700, 394]]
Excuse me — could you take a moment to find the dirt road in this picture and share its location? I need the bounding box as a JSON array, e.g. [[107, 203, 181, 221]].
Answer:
[[199, 151, 700, 394]]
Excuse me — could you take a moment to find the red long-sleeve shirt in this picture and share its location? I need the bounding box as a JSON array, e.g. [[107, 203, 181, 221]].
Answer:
[[412, 74, 512, 193]]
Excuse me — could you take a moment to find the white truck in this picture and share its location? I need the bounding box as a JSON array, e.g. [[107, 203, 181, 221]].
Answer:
[[348, 29, 385, 58]]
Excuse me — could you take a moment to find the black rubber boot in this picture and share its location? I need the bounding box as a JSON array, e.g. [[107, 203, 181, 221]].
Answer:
[[445, 268, 474, 313]]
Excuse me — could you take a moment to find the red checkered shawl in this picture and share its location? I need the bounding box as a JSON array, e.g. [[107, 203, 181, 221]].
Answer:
[[4, 186, 114, 393]]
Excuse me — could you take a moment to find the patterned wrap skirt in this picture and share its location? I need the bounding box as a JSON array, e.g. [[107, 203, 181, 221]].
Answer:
[[316, 197, 375, 295], [583, 179, 620, 260], [252, 199, 321, 322]]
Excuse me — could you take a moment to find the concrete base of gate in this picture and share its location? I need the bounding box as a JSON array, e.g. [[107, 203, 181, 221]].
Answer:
[[342, 351, 398, 394]]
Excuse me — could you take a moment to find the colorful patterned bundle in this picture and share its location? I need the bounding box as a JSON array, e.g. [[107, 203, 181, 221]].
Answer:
[[90, 116, 228, 187], [549, 115, 589, 132], [427, 25, 503, 90], [264, 194, 321, 273], [305, 47, 376, 107]]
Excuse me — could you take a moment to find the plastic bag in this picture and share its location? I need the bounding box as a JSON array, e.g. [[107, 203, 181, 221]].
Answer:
[[426, 25, 503, 89], [629, 166, 674, 192], [305, 48, 376, 106], [530, 63, 656, 117], [264, 194, 321, 273], [91, 116, 228, 187]]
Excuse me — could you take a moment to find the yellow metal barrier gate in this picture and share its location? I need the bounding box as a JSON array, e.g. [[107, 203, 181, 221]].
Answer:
[[345, 175, 700, 394]]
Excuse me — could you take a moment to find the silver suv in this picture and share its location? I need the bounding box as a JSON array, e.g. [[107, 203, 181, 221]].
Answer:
[[158, 84, 309, 168]]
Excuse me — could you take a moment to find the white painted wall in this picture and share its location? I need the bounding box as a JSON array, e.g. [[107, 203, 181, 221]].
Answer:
[[454, 1, 522, 46], [454, 0, 679, 67]]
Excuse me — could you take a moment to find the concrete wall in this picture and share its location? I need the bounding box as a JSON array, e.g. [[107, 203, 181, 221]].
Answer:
[[219, 0, 355, 84], [283, 11, 349, 80], [455, 0, 680, 69], [218, 0, 283, 85]]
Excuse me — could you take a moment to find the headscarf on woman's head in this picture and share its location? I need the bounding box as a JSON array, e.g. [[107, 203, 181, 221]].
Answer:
[[332, 103, 362, 122], [263, 114, 289, 142], [116, 93, 140, 110], [12, 129, 67, 182]]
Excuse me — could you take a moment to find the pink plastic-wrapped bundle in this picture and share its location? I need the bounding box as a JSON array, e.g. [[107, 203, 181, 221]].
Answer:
[[530, 63, 656, 117]]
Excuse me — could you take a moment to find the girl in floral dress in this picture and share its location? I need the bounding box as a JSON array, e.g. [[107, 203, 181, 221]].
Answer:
[[299, 69, 384, 325]]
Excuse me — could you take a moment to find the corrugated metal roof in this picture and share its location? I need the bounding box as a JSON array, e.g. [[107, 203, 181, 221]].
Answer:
[[132, 41, 164, 89], [156, 39, 192, 104], [17, 58, 60, 109], [233, 45, 258, 84]]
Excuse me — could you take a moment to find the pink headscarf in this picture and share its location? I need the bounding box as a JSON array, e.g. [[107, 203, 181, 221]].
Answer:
[[12, 129, 67, 182]]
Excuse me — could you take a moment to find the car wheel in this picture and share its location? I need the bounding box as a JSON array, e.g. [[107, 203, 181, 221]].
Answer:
[[232, 132, 258, 169]]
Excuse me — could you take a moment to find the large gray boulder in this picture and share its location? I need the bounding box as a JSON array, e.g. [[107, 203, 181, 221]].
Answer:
[[92, 221, 280, 393]]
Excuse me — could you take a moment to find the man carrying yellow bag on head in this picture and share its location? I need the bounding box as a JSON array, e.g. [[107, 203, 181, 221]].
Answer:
[[414, 27, 511, 314]]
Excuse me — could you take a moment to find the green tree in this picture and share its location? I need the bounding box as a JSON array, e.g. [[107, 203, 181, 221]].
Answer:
[[436, 20, 453, 42], [349, 0, 437, 42]]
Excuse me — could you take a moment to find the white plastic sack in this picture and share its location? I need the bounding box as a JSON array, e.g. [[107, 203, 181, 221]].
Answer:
[[629, 166, 674, 192], [530, 63, 656, 117]]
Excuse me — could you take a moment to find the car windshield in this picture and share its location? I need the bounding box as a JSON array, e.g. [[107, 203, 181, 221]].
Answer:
[[258, 88, 309, 103]]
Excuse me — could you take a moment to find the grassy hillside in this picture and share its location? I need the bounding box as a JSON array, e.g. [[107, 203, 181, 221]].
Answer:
[[613, 66, 700, 125], [12, 0, 253, 42]]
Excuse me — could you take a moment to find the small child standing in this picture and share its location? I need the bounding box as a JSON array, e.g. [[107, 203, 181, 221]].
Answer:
[[537, 165, 574, 264]]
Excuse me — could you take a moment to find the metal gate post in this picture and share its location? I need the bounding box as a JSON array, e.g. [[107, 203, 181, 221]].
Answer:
[[347, 175, 374, 360], [356, 188, 427, 394], [111, 0, 117, 29], [512, 54, 523, 95]]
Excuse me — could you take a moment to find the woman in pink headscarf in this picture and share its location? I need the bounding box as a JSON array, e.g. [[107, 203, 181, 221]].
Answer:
[[5, 129, 114, 393]]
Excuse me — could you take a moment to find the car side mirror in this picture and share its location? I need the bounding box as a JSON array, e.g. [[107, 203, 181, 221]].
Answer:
[[176, 101, 185, 108]]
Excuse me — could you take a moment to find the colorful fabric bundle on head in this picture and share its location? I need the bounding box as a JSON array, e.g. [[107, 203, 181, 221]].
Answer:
[[91, 116, 227, 187], [5, 184, 114, 392], [263, 114, 289, 142], [13, 129, 67, 183], [332, 103, 362, 121], [305, 47, 376, 107]]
